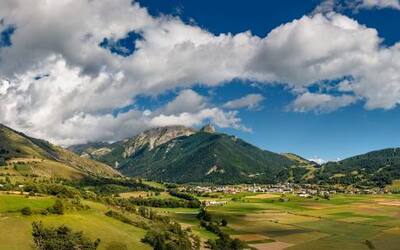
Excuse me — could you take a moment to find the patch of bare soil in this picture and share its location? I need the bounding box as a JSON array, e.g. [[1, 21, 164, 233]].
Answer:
[[232, 234, 270, 241], [249, 241, 294, 250]]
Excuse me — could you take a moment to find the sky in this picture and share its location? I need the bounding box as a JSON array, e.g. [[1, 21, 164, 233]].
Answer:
[[0, 0, 400, 162]]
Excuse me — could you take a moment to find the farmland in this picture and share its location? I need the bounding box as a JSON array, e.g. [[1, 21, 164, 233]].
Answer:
[[0, 184, 399, 250], [159, 193, 400, 250]]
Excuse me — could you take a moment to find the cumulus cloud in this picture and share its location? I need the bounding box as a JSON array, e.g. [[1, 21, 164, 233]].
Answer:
[[358, 0, 400, 10], [314, 0, 400, 13], [0, 0, 400, 145], [290, 92, 358, 113], [150, 108, 250, 132], [163, 89, 206, 115], [223, 94, 264, 110]]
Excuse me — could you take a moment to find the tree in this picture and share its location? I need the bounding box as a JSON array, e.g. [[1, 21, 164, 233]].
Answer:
[[197, 208, 212, 222], [21, 207, 32, 216], [48, 199, 64, 215], [221, 219, 228, 227], [32, 221, 100, 250]]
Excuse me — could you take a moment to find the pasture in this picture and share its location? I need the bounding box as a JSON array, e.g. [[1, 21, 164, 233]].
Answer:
[[1, 190, 400, 250], [203, 193, 400, 250], [0, 195, 150, 250]]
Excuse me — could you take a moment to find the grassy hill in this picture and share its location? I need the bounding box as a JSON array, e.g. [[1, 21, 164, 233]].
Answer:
[[0, 124, 120, 180], [314, 148, 400, 186]]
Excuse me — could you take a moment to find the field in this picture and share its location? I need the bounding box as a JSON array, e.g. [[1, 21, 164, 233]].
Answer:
[[201, 193, 400, 250], [149, 192, 400, 250], [0, 194, 150, 250], [1, 190, 400, 250]]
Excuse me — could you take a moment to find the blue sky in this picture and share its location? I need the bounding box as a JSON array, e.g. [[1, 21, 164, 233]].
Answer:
[[1, 0, 400, 162], [132, 0, 400, 161]]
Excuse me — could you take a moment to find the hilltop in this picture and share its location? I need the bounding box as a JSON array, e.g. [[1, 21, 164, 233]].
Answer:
[[0, 124, 120, 179]]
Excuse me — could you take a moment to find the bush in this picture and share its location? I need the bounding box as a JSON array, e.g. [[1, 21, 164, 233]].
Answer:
[[197, 208, 212, 222], [142, 222, 193, 250], [32, 221, 100, 250], [221, 219, 228, 227], [21, 207, 32, 216], [47, 199, 64, 215]]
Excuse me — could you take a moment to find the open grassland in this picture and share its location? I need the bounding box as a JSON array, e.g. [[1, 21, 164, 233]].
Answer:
[[203, 193, 400, 250], [0, 195, 150, 250], [1, 189, 400, 250]]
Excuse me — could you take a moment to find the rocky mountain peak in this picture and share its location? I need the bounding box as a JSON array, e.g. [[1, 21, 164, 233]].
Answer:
[[200, 124, 216, 133], [123, 125, 195, 158]]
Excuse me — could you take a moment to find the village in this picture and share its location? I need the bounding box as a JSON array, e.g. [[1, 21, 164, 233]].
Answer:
[[179, 182, 391, 199]]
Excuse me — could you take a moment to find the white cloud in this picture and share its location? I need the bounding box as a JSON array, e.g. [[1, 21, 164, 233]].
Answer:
[[314, 0, 400, 13], [308, 158, 327, 164], [308, 157, 341, 164], [359, 0, 400, 10], [290, 92, 358, 113], [150, 108, 250, 132], [0, 1, 400, 144], [163, 89, 206, 115], [223, 94, 264, 110]]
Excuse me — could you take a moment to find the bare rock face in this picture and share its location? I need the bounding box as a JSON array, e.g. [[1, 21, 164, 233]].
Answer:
[[123, 125, 195, 158], [200, 124, 216, 133]]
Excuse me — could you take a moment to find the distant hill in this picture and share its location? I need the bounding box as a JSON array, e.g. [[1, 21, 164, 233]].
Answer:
[[0, 124, 120, 179], [314, 148, 400, 187], [70, 125, 298, 184]]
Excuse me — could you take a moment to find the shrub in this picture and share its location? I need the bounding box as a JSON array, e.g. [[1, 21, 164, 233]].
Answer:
[[221, 219, 228, 227], [32, 221, 100, 250], [47, 199, 64, 215], [21, 207, 32, 216]]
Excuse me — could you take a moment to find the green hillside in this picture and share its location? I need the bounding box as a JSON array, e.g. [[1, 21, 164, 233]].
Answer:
[[0, 124, 120, 179], [110, 132, 295, 184], [314, 148, 400, 186]]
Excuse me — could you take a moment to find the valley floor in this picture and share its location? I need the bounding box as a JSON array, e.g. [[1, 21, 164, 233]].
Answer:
[[159, 193, 400, 250], [0, 190, 399, 250]]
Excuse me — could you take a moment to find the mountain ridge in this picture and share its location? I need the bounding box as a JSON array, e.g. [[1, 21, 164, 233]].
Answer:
[[69, 125, 298, 183], [0, 124, 120, 179], [69, 125, 400, 186]]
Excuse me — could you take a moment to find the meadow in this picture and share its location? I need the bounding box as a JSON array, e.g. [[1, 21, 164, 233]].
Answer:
[[1, 190, 399, 250], [159, 193, 400, 250], [0, 194, 150, 250]]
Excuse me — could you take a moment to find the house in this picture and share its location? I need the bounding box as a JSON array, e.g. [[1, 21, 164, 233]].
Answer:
[[203, 200, 228, 207]]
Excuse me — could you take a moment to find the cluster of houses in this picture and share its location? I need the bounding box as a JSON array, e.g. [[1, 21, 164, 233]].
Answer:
[[181, 182, 390, 198]]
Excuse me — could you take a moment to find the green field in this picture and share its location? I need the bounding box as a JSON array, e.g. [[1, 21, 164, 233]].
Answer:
[[1, 191, 400, 250], [0, 195, 150, 250], [200, 193, 400, 250]]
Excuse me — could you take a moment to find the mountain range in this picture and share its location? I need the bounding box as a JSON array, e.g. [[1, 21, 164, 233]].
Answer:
[[69, 124, 400, 186], [1, 123, 399, 186]]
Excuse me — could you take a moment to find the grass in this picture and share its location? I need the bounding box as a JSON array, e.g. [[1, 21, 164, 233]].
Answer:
[[386, 179, 400, 193], [0, 194, 150, 250], [0, 195, 54, 213], [2, 191, 400, 250], [203, 193, 400, 250], [142, 180, 166, 190]]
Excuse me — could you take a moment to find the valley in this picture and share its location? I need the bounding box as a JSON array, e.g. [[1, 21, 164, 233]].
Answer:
[[0, 180, 399, 250], [1, 123, 400, 250]]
